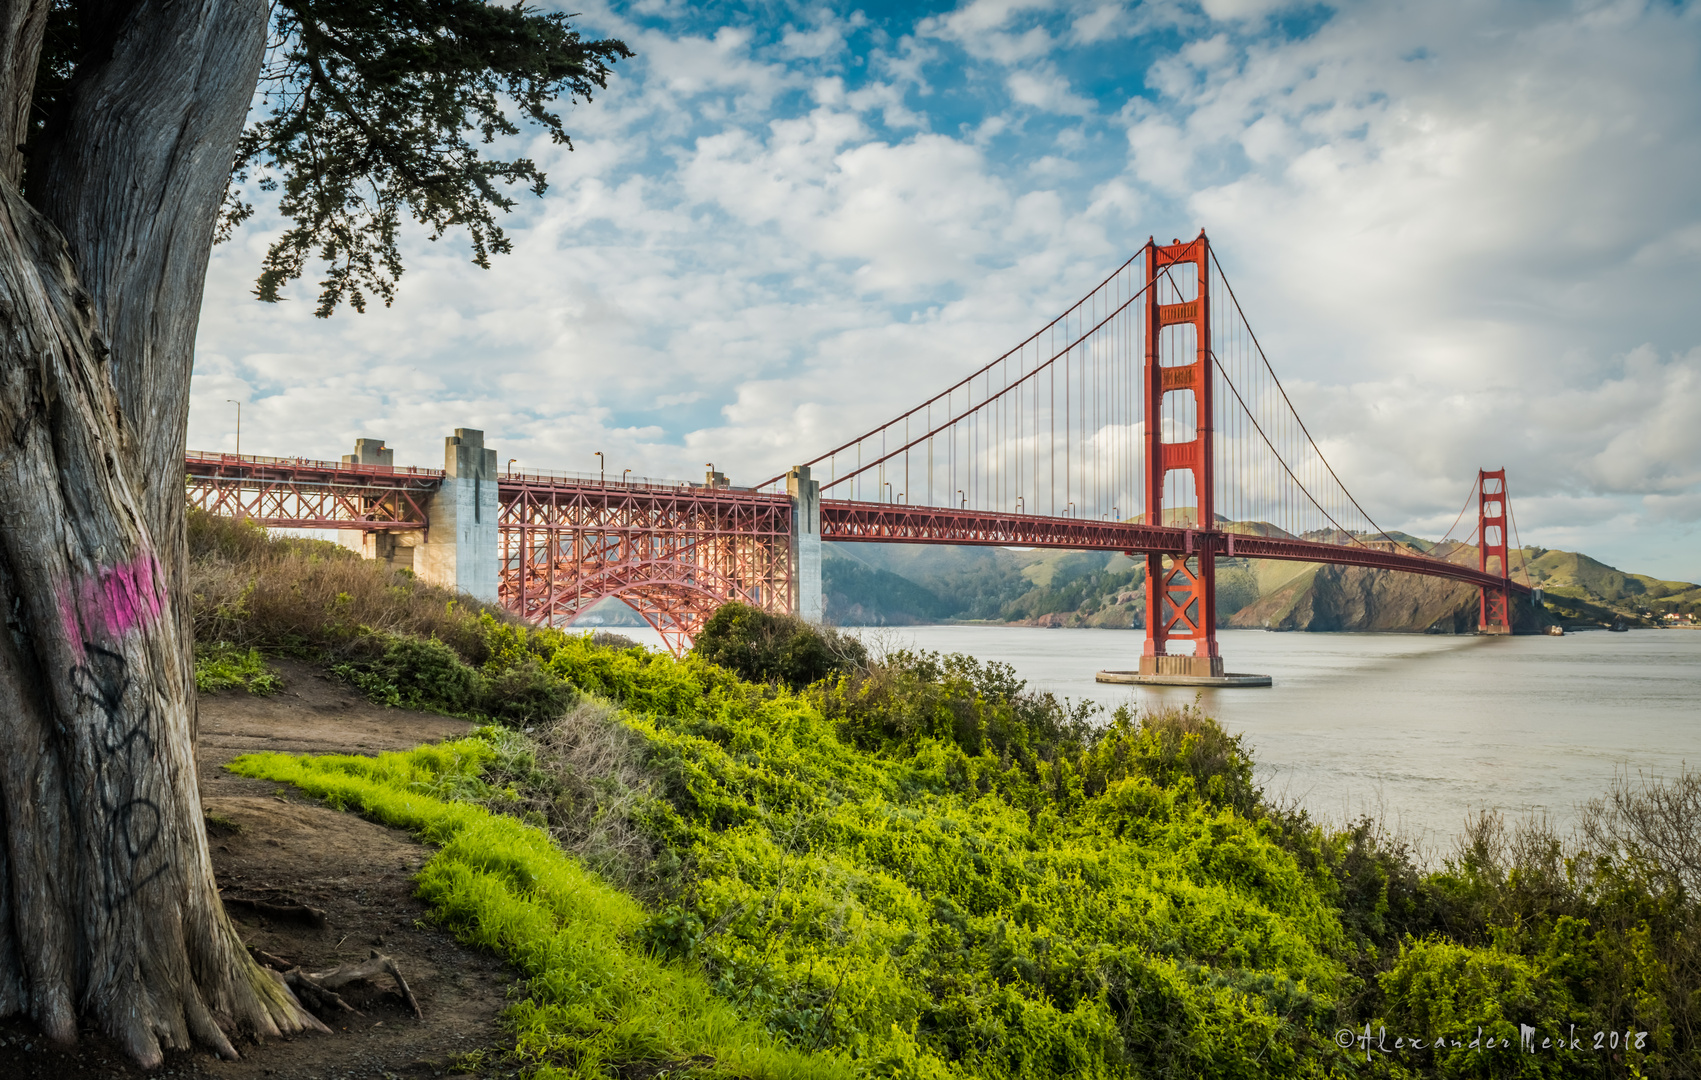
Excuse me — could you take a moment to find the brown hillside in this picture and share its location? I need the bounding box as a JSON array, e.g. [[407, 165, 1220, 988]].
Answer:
[[1228, 563, 1549, 632]]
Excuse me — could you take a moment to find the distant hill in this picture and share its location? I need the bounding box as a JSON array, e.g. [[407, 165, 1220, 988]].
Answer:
[[571, 523, 1699, 635], [821, 530, 1699, 634]]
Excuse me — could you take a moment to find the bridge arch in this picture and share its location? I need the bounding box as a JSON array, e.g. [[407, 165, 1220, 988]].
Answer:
[[504, 557, 761, 657]]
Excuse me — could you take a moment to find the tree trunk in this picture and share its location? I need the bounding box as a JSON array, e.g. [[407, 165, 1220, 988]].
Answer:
[[0, 0, 326, 1065]]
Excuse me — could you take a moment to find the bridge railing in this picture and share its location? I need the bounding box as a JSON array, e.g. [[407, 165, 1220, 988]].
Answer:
[[185, 450, 446, 482], [500, 466, 698, 490]]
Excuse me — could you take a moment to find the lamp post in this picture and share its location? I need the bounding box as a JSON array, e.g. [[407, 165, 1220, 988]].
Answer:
[[1016, 496, 1024, 514], [958, 489, 965, 509], [622, 468, 632, 484], [226, 399, 241, 457], [507, 457, 517, 478], [594, 451, 604, 485], [884, 482, 893, 503]]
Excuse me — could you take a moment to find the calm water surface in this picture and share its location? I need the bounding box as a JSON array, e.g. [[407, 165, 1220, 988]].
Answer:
[[606, 623, 1701, 848]]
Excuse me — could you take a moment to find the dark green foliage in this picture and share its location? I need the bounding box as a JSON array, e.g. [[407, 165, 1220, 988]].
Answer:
[[637, 905, 705, 962], [330, 628, 592, 723], [228, 0, 631, 314], [30, 3, 628, 314], [336, 634, 480, 711], [1092, 700, 1260, 815], [816, 648, 1093, 771], [690, 602, 867, 689], [480, 656, 579, 724]]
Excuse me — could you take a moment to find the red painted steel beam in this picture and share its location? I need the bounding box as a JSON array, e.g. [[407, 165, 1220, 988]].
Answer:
[[821, 501, 1530, 596], [184, 451, 443, 529], [1227, 535, 1530, 595], [185, 456, 1529, 610], [821, 502, 1190, 551]]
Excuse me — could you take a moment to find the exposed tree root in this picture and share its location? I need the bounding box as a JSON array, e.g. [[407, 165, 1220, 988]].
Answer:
[[224, 896, 331, 929], [248, 946, 423, 1020]]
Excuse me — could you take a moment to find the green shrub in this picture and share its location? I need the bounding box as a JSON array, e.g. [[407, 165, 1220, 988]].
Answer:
[[447, 648, 1351, 1079], [479, 656, 579, 724], [194, 642, 282, 695], [815, 648, 1097, 779], [335, 634, 482, 712], [691, 602, 867, 688]]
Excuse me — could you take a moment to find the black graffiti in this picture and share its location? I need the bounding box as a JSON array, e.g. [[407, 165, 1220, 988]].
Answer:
[[71, 645, 167, 912]]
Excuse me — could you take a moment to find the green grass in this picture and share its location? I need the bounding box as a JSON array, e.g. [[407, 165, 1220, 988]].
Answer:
[[229, 741, 853, 1080], [195, 642, 283, 695]]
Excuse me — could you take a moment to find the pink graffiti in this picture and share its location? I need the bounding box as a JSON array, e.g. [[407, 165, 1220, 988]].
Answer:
[[59, 553, 166, 645]]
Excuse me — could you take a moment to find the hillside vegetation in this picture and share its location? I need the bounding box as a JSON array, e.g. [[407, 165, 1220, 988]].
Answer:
[[190, 510, 1698, 1079], [824, 531, 1692, 632]]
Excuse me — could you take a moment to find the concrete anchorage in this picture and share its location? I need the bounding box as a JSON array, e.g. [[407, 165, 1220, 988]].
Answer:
[[416, 429, 500, 604], [788, 465, 823, 624], [337, 430, 499, 603]]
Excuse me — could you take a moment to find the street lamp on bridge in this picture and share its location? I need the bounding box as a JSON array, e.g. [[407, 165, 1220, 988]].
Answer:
[[594, 451, 604, 485], [507, 458, 517, 478]]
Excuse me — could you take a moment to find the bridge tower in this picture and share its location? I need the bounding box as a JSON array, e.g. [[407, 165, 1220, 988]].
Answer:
[[1478, 468, 1512, 634], [1140, 232, 1223, 678]]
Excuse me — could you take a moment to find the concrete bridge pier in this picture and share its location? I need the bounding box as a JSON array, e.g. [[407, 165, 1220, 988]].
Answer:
[[336, 430, 499, 604], [416, 429, 500, 604], [337, 438, 421, 572], [788, 465, 823, 623]]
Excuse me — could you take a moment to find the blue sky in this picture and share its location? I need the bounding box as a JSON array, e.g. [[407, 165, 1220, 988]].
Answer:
[[191, 0, 1701, 581]]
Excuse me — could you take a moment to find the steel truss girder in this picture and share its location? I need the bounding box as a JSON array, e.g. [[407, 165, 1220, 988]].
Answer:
[[820, 504, 1529, 597], [183, 456, 1531, 655], [184, 454, 441, 530], [819, 503, 1192, 550], [497, 482, 793, 655]]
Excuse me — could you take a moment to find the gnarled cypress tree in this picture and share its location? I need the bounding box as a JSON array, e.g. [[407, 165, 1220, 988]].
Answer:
[[0, 0, 627, 1064]]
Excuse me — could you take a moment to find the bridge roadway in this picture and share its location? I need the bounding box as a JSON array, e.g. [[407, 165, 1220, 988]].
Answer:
[[185, 450, 1529, 609], [818, 500, 1528, 596]]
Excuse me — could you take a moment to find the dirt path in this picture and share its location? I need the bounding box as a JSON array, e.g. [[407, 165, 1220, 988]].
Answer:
[[0, 659, 517, 1080]]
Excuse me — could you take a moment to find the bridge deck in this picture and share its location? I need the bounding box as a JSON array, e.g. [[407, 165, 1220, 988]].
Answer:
[[817, 501, 1529, 596], [185, 457, 1527, 606]]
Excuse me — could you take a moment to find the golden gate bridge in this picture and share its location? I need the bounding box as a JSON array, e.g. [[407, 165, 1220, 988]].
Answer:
[[187, 232, 1534, 681]]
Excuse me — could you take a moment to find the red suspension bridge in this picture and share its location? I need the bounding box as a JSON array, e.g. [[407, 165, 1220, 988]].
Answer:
[[187, 232, 1534, 675]]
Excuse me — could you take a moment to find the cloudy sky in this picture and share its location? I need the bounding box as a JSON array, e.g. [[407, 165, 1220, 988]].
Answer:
[[190, 0, 1701, 582]]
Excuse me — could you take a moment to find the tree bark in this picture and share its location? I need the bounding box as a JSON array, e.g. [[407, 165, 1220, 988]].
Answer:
[[0, 0, 328, 1065], [31, 0, 267, 558], [0, 0, 48, 186]]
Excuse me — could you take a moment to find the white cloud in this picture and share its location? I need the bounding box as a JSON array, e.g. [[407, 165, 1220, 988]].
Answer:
[[1006, 68, 1096, 114], [190, 0, 1701, 581]]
